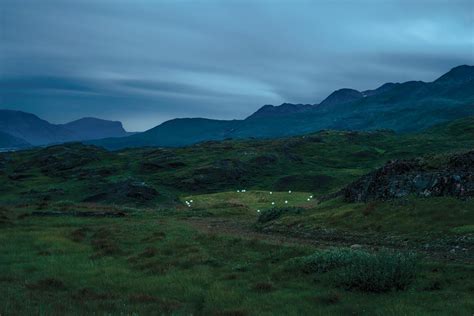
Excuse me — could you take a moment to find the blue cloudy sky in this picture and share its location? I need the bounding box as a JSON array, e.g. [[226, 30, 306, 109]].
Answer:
[[1, 0, 473, 131]]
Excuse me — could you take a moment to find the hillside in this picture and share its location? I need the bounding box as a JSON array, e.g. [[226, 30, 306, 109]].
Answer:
[[0, 131, 30, 149], [0, 110, 130, 145], [1, 117, 474, 314], [0, 110, 75, 146], [3, 116, 474, 203], [60, 117, 128, 140], [92, 65, 474, 149]]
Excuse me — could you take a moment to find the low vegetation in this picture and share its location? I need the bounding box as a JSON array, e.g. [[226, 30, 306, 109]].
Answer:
[[0, 118, 473, 314], [289, 248, 419, 292]]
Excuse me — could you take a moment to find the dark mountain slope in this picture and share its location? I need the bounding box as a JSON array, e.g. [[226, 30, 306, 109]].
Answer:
[[0, 131, 30, 149], [0, 110, 130, 145], [362, 82, 399, 97], [93, 118, 241, 150], [319, 88, 364, 107], [91, 65, 474, 149], [0, 110, 75, 146], [434, 65, 473, 84], [61, 117, 128, 140], [247, 103, 316, 119], [247, 88, 365, 119]]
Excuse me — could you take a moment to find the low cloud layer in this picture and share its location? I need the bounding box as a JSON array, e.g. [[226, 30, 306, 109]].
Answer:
[[1, 0, 473, 131]]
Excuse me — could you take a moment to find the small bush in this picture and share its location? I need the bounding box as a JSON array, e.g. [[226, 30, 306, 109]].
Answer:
[[335, 249, 419, 292], [290, 248, 419, 292], [297, 248, 356, 273], [257, 207, 304, 224]]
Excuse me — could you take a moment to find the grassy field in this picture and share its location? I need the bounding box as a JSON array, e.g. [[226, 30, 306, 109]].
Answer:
[[1, 118, 474, 315], [1, 202, 474, 315]]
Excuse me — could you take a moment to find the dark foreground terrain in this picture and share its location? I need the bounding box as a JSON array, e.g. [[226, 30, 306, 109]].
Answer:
[[1, 117, 474, 315]]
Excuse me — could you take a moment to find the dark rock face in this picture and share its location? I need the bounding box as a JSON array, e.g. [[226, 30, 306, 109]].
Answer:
[[341, 151, 474, 202]]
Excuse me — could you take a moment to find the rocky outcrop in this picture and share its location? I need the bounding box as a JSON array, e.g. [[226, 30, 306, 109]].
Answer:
[[340, 151, 474, 202]]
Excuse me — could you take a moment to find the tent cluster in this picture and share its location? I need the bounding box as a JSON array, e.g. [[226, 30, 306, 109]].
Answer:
[[185, 199, 194, 207]]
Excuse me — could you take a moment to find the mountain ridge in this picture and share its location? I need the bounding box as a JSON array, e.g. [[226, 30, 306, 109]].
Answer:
[[2, 65, 473, 150], [0, 110, 130, 146], [91, 65, 474, 149]]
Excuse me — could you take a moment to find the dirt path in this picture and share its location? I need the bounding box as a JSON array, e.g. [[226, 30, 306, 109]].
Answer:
[[183, 217, 474, 263]]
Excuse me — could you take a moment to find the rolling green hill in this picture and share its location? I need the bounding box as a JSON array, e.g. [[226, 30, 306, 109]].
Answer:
[[2, 116, 474, 204]]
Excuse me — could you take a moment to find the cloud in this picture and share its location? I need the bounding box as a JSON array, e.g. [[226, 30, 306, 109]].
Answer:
[[1, 0, 473, 130]]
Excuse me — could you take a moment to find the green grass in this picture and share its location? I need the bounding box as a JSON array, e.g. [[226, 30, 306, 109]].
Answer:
[[269, 196, 474, 238], [2, 117, 474, 207], [288, 248, 419, 292], [1, 208, 474, 315], [1, 118, 474, 314], [182, 190, 314, 218]]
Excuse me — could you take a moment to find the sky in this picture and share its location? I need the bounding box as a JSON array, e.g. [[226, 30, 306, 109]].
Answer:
[[1, 0, 473, 131]]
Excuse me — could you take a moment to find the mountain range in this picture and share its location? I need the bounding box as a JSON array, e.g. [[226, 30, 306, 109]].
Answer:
[[1, 65, 473, 150], [91, 65, 474, 149], [0, 110, 129, 148]]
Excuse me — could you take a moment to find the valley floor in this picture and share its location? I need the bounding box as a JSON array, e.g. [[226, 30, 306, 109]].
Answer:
[[1, 191, 473, 315]]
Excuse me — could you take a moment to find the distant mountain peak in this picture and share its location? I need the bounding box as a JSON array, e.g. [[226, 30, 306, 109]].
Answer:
[[69, 117, 121, 123], [362, 82, 399, 97], [319, 88, 363, 107], [0, 109, 129, 146], [61, 117, 127, 140], [434, 65, 474, 84], [247, 102, 316, 119]]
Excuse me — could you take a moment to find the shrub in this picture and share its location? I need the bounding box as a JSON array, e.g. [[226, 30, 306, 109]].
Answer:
[[290, 248, 419, 292], [297, 248, 357, 273], [257, 207, 304, 224], [335, 249, 419, 292]]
